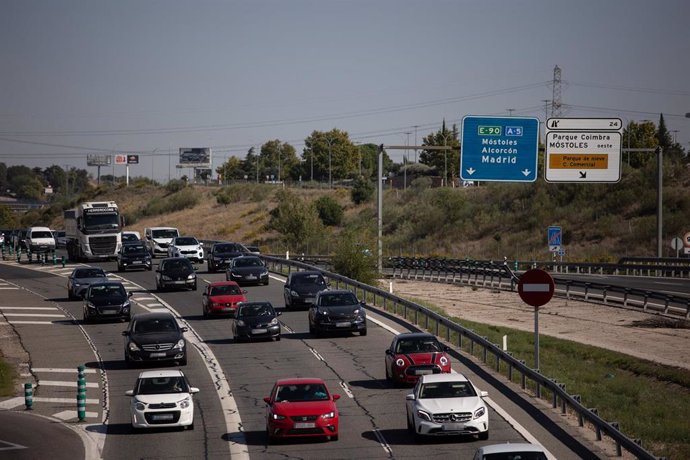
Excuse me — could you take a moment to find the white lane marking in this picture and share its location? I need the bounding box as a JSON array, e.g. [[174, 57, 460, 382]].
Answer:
[[39, 380, 99, 388], [31, 397, 99, 404], [32, 367, 97, 374], [4, 313, 65, 318], [132, 296, 156, 301], [309, 347, 325, 362], [0, 439, 27, 451], [0, 286, 19, 290], [6, 321, 55, 325], [339, 381, 354, 399], [373, 428, 393, 456], [52, 410, 99, 420], [0, 397, 24, 409], [0, 307, 59, 310]]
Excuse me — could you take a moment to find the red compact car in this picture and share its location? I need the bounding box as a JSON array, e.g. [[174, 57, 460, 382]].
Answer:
[[384, 332, 452, 385], [201, 281, 247, 317], [264, 378, 340, 443]]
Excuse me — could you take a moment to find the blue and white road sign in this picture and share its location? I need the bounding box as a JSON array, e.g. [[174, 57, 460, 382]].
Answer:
[[461, 116, 540, 182], [548, 226, 562, 252]]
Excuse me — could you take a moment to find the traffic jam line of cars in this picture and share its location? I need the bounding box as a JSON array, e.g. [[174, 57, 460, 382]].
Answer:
[[1, 249, 551, 457]]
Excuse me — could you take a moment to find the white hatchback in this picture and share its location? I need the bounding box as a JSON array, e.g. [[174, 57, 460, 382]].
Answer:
[[406, 373, 489, 440], [167, 236, 204, 263], [125, 370, 199, 430]]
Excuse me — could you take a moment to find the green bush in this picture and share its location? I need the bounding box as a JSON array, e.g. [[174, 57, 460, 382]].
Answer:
[[314, 196, 344, 226], [141, 187, 199, 217], [351, 176, 374, 204], [331, 231, 377, 284], [165, 179, 187, 194]]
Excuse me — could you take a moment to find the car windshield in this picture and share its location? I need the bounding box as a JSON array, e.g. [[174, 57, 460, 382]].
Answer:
[[318, 293, 357, 306], [238, 304, 273, 317], [135, 376, 189, 395], [214, 243, 243, 253], [31, 231, 53, 238], [482, 453, 547, 460], [89, 284, 126, 297], [75, 269, 106, 279], [133, 317, 178, 333], [122, 233, 138, 242], [293, 274, 326, 286], [210, 284, 242, 296], [396, 338, 443, 353], [124, 245, 146, 254], [174, 237, 197, 245], [152, 229, 178, 238], [419, 381, 476, 399], [234, 257, 262, 268], [163, 259, 191, 271], [275, 383, 329, 402]]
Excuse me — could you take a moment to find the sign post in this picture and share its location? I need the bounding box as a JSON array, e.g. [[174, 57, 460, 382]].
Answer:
[[518, 269, 555, 370], [460, 116, 539, 182]]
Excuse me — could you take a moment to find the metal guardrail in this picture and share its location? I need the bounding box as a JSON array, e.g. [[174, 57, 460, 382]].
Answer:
[[385, 257, 690, 320], [262, 255, 664, 460]]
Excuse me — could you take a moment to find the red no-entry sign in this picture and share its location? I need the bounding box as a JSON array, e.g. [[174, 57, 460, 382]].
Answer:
[[518, 269, 555, 307]]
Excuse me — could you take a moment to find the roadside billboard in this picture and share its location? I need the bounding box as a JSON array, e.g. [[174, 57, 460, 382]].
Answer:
[[179, 148, 211, 166]]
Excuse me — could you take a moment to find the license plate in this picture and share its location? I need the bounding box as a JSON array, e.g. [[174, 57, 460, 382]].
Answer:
[[251, 328, 268, 334], [132, 260, 143, 264], [442, 423, 464, 431], [151, 414, 174, 421], [149, 352, 167, 358], [294, 422, 315, 429], [102, 310, 118, 315], [246, 275, 256, 280], [415, 369, 433, 376], [336, 321, 351, 328]]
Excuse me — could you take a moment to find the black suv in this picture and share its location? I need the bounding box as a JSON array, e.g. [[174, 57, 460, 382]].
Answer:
[[117, 243, 152, 272], [82, 281, 132, 323], [284, 271, 328, 309], [123, 312, 188, 366], [155, 257, 197, 291], [308, 289, 367, 336], [206, 242, 249, 272]]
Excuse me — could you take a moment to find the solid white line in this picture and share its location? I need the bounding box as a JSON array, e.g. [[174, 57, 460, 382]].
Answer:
[[4, 313, 65, 318], [32, 367, 98, 374], [0, 287, 19, 290], [0, 307, 59, 310], [32, 397, 99, 404], [39, 380, 99, 388], [7, 321, 55, 325]]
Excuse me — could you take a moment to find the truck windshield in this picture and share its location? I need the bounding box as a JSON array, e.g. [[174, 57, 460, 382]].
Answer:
[[83, 213, 120, 231]]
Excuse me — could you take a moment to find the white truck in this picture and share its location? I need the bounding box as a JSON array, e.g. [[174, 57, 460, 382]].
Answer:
[[64, 201, 124, 261]]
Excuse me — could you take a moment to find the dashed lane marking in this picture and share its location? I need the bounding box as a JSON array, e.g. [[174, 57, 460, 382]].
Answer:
[[39, 380, 99, 388]]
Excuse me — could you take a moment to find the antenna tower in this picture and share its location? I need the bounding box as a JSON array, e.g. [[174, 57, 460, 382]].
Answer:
[[551, 65, 562, 118]]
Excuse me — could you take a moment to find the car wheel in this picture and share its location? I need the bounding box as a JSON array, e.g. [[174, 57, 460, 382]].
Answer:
[[309, 322, 315, 335], [264, 279, 269, 286], [208, 263, 214, 273], [124, 353, 131, 366], [360, 328, 367, 336], [478, 430, 489, 441], [275, 334, 281, 341], [118, 264, 123, 272], [225, 273, 230, 281], [203, 307, 208, 318], [385, 364, 392, 382], [68, 290, 76, 300], [82, 312, 89, 323], [192, 282, 197, 291]]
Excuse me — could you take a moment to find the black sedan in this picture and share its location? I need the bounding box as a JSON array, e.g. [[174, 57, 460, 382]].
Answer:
[[82, 281, 132, 323], [117, 243, 152, 272], [206, 242, 249, 272], [232, 301, 281, 342], [225, 255, 269, 285], [155, 257, 197, 291], [123, 312, 188, 366], [308, 289, 367, 336], [284, 271, 328, 309]]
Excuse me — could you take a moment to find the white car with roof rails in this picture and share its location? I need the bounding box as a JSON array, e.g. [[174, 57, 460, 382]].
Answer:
[[167, 236, 204, 263], [144, 226, 179, 257]]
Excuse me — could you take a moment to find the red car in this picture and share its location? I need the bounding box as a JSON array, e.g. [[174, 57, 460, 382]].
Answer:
[[201, 281, 247, 317], [384, 332, 452, 385], [263, 378, 340, 443]]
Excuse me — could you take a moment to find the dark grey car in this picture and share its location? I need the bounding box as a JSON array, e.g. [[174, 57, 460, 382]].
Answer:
[[82, 281, 132, 323], [67, 267, 108, 300], [117, 243, 152, 272], [155, 257, 197, 291], [232, 301, 281, 342], [122, 312, 188, 366], [206, 242, 249, 272], [284, 271, 328, 309], [308, 289, 367, 336], [225, 255, 269, 285]]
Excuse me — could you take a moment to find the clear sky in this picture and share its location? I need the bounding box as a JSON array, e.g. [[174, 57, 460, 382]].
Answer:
[[1, 0, 689, 182]]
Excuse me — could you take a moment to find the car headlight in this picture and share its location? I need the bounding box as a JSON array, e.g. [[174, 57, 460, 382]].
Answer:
[[134, 400, 146, 411], [474, 406, 486, 419], [162, 275, 172, 281], [353, 309, 360, 314], [269, 318, 278, 326], [128, 342, 140, 352], [231, 272, 241, 278], [179, 397, 191, 409], [439, 356, 449, 366], [322, 411, 335, 419], [73, 282, 81, 287], [86, 302, 96, 309], [271, 412, 286, 420], [321, 310, 328, 315], [261, 269, 268, 275], [187, 274, 195, 280], [395, 358, 405, 367], [173, 339, 185, 350], [236, 320, 245, 327], [416, 409, 432, 421]]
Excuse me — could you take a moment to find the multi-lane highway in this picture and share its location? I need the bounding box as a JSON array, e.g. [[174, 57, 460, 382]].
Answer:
[[0, 256, 607, 459]]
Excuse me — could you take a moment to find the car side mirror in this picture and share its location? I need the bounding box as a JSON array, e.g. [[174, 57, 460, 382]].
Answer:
[[202, 292, 207, 297], [277, 312, 282, 316], [125, 390, 134, 396], [121, 331, 129, 336], [189, 387, 200, 394], [181, 327, 188, 332], [385, 349, 392, 355], [128, 292, 133, 298], [443, 346, 450, 352], [360, 301, 366, 307], [263, 397, 271, 405], [242, 289, 248, 294], [199, 242, 204, 246], [332, 394, 341, 401], [480, 390, 488, 397], [405, 394, 416, 401]]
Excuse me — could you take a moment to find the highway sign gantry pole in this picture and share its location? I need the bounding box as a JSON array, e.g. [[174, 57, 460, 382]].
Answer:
[[518, 269, 555, 370]]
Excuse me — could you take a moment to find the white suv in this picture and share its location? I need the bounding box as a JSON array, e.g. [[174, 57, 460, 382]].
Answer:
[[144, 227, 179, 257], [167, 236, 204, 263]]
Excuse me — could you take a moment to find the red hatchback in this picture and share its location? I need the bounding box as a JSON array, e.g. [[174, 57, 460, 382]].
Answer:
[[385, 332, 452, 385], [264, 378, 340, 443], [201, 281, 247, 317]]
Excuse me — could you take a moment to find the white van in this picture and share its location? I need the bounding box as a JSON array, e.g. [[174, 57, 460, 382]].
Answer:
[[26, 226, 56, 253], [144, 227, 180, 257]]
